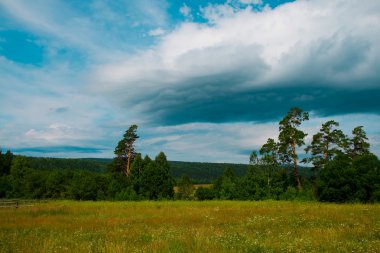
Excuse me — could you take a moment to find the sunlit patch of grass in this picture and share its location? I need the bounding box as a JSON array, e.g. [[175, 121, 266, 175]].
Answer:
[[0, 200, 379, 252]]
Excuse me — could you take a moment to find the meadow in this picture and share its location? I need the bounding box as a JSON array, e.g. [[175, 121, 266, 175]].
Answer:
[[0, 201, 379, 253]]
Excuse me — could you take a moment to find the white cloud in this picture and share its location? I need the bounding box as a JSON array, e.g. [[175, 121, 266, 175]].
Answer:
[[0, 0, 170, 61], [138, 121, 277, 163], [25, 124, 81, 143], [1, 0, 380, 162], [0, 56, 124, 156], [179, 3, 192, 19], [240, 0, 263, 5], [148, 28, 166, 36], [136, 113, 380, 163], [91, 0, 380, 120], [95, 0, 380, 85]]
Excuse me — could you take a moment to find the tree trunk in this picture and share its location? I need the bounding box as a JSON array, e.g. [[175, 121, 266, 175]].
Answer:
[[126, 149, 131, 177], [324, 151, 328, 161], [324, 141, 329, 163], [292, 141, 302, 190]]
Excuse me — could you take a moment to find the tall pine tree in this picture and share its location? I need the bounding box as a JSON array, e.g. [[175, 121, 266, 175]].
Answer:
[[278, 107, 309, 190], [114, 125, 139, 176], [349, 126, 370, 158], [304, 120, 347, 169]]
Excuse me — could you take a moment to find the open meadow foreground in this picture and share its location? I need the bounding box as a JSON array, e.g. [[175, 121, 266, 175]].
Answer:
[[0, 201, 379, 253]]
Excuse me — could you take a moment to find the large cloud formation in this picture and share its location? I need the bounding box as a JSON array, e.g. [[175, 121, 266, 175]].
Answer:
[[93, 0, 380, 125], [1, 0, 379, 161]]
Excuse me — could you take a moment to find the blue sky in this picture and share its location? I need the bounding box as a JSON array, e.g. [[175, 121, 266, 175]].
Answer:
[[0, 0, 379, 163]]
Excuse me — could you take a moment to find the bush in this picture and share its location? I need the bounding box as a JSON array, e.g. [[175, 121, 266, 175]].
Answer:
[[194, 187, 216, 200], [115, 187, 141, 201], [0, 176, 11, 198]]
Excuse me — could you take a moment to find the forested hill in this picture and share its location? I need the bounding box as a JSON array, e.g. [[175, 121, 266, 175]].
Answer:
[[17, 156, 311, 183], [169, 161, 249, 183], [23, 156, 109, 173]]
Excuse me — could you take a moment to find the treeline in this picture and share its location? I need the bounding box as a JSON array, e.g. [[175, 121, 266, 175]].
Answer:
[[19, 157, 108, 172], [171, 162, 314, 183], [12, 156, 251, 183], [186, 153, 379, 202], [0, 151, 174, 200], [1, 155, 314, 184]]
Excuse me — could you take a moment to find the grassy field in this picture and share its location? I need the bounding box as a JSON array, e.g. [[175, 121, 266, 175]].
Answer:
[[0, 201, 379, 252]]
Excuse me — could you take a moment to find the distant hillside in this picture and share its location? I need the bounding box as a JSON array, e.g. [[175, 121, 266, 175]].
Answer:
[[169, 161, 249, 183], [170, 161, 313, 183], [19, 156, 312, 183], [22, 156, 109, 173]]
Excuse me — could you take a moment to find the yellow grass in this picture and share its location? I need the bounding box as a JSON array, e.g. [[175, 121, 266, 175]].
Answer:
[[174, 184, 212, 193], [0, 200, 379, 252]]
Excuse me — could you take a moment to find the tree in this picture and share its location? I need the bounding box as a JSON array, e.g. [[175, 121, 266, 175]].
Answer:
[[0, 150, 3, 175], [130, 153, 143, 193], [245, 148, 286, 200], [352, 154, 380, 202], [194, 187, 216, 200], [0, 150, 13, 176], [317, 154, 357, 202], [278, 107, 309, 190], [69, 171, 98, 200], [242, 161, 268, 200], [176, 174, 194, 200], [45, 170, 65, 198], [154, 152, 175, 198], [349, 126, 370, 158], [0, 176, 11, 198], [9, 156, 30, 198], [259, 138, 280, 166], [24, 170, 46, 199], [317, 153, 380, 203], [304, 120, 347, 170], [139, 152, 174, 199], [142, 155, 152, 168], [259, 138, 281, 187], [114, 125, 139, 176], [213, 167, 238, 200]]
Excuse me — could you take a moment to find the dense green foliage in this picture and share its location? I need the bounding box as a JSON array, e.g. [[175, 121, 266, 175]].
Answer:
[[19, 156, 108, 172], [0, 151, 174, 201], [169, 161, 250, 183], [139, 152, 175, 200], [0, 150, 13, 176], [206, 166, 314, 201], [194, 187, 216, 200], [317, 154, 380, 202], [0, 154, 312, 184]]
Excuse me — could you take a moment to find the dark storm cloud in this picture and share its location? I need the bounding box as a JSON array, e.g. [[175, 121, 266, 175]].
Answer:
[[142, 86, 380, 125], [13, 146, 105, 154], [54, 107, 68, 113]]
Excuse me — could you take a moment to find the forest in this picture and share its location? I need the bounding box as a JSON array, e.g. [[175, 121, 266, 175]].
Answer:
[[0, 107, 379, 203]]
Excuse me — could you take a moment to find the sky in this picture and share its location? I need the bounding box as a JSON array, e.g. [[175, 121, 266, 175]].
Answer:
[[0, 0, 379, 163]]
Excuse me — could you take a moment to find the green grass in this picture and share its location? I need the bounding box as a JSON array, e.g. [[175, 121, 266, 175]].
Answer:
[[0, 201, 379, 252]]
